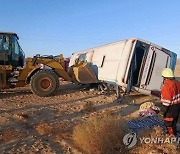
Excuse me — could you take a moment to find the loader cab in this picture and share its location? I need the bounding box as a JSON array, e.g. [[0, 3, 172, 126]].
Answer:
[[0, 32, 25, 67]]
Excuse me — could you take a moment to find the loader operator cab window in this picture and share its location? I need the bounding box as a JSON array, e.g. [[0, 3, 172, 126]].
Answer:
[[11, 35, 20, 56], [14, 37, 20, 55], [11, 35, 25, 67], [0, 34, 11, 65], [0, 35, 10, 51], [0, 35, 3, 50]]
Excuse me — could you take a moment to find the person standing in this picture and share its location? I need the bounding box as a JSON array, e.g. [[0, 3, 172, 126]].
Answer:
[[161, 68, 180, 135]]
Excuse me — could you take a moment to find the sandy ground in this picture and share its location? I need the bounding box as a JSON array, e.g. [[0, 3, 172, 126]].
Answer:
[[0, 60, 179, 153]]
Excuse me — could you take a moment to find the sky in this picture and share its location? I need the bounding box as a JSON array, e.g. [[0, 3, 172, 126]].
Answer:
[[0, 0, 180, 58]]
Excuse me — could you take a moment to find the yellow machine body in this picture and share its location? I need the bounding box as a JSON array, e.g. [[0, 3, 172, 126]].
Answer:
[[0, 32, 98, 96]]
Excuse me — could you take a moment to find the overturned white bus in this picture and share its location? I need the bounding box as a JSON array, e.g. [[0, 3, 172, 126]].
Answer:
[[69, 38, 177, 95]]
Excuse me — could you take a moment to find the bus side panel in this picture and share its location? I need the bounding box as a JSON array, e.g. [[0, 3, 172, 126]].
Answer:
[[91, 41, 127, 82]]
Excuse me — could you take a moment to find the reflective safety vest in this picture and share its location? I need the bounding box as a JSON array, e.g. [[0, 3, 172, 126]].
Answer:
[[161, 79, 180, 106]]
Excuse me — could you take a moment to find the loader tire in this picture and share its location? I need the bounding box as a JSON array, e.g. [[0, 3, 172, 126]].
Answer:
[[30, 69, 59, 97]]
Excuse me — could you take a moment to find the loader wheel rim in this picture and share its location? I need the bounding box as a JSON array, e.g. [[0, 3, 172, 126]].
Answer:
[[38, 77, 52, 91]]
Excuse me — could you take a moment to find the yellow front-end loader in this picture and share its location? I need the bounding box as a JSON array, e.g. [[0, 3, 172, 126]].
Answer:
[[0, 32, 97, 97]]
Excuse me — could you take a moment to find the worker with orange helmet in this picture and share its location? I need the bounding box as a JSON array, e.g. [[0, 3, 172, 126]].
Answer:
[[161, 68, 180, 135]]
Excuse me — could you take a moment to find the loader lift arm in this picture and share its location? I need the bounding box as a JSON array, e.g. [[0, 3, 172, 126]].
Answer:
[[32, 55, 72, 81], [16, 54, 73, 97]]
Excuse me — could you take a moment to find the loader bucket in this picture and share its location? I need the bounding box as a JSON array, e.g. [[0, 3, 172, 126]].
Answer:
[[73, 62, 98, 84]]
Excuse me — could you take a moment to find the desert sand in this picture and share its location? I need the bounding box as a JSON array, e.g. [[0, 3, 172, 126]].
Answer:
[[0, 60, 180, 153]]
